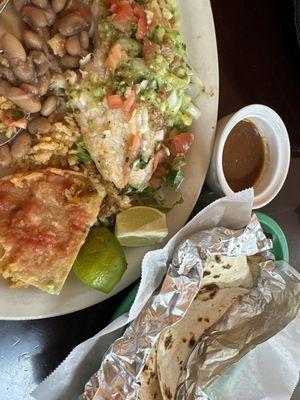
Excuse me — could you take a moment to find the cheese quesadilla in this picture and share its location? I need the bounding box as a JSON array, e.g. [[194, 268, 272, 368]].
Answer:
[[0, 168, 103, 294]]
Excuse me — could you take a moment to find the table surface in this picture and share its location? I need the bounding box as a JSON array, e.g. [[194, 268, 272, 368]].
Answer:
[[1, 1, 300, 399]]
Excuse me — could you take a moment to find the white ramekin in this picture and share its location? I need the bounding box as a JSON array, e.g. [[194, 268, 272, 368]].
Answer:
[[206, 104, 290, 209]]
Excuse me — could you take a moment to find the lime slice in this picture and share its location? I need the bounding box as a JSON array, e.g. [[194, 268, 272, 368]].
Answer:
[[115, 206, 168, 247], [74, 226, 127, 293]]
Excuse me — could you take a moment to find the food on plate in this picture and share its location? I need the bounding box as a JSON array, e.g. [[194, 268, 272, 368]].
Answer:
[[138, 255, 253, 400], [0, 168, 103, 294], [0, 0, 200, 293], [74, 225, 127, 293], [115, 206, 168, 247], [67, 0, 198, 197]]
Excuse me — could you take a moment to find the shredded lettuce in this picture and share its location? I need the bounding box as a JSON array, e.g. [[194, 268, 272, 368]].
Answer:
[[164, 156, 185, 190]]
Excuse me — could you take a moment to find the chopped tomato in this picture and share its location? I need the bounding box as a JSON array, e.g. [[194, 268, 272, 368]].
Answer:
[[152, 147, 169, 173], [133, 4, 144, 18], [2, 109, 27, 129], [168, 133, 194, 156], [159, 91, 167, 101], [107, 94, 123, 109], [136, 14, 147, 39], [171, 55, 181, 68], [143, 38, 159, 62], [111, 1, 137, 31], [123, 87, 136, 121], [110, 2, 118, 12], [133, 5, 147, 40], [105, 43, 128, 72], [69, 3, 92, 22], [150, 148, 169, 188]]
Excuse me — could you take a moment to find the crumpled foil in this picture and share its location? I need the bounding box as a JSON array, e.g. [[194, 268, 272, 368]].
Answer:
[[176, 261, 300, 399], [83, 215, 299, 400]]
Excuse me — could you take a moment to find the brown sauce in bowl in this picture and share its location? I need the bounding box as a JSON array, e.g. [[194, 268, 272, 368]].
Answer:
[[222, 119, 265, 192]]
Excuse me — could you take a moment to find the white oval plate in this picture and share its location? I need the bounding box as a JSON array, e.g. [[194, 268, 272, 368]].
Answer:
[[0, 0, 219, 319]]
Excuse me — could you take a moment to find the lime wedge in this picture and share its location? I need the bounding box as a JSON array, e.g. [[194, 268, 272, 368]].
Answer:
[[115, 206, 168, 247], [74, 226, 127, 293]]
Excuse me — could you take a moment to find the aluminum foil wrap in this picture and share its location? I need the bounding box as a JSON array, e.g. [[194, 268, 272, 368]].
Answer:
[[83, 215, 300, 400], [176, 261, 300, 400]]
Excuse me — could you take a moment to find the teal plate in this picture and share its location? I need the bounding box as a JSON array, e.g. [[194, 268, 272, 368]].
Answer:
[[111, 212, 289, 321]]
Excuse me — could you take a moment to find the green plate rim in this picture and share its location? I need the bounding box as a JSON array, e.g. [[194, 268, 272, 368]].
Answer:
[[111, 212, 289, 321]]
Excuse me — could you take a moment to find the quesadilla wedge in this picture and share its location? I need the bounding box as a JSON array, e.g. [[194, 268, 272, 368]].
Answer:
[[0, 168, 103, 294]]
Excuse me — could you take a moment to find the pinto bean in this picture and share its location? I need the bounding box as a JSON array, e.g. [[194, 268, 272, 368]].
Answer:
[[21, 5, 48, 29], [58, 13, 88, 36], [40, 95, 57, 116], [0, 145, 12, 167], [79, 30, 89, 50], [6, 87, 41, 113], [10, 132, 31, 160], [20, 83, 39, 96], [37, 72, 50, 96], [44, 8, 56, 26], [66, 35, 88, 57], [0, 33, 26, 64], [0, 67, 17, 84], [51, 0, 66, 13], [31, 0, 48, 8], [30, 50, 50, 77], [23, 30, 44, 50], [59, 55, 80, 69], [12, 59, 35, 83], [28, 116, 51, 134]]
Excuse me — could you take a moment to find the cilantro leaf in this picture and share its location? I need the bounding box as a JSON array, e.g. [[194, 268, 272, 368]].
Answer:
[[98, 215, 111, 227], [77, 141, 92, 164], [12, 110, 25, 121]]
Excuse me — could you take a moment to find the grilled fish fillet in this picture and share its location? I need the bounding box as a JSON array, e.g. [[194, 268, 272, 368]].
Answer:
[[68, 49, 156, 191]]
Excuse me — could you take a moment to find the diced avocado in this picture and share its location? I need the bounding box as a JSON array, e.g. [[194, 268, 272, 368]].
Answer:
[[151, 25, 166, 43], [99, 20, 117, 44], [116, 58, 152, 83], [116, 38, 142, 57]]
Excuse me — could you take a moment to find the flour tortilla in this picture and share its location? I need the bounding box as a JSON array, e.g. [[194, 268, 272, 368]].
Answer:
[[138, 285, 249, 400], [202, 255, 253, 289], [156, 286, 249, 400], [138, 342, 162, 400], [138, 255, 253, 399]]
